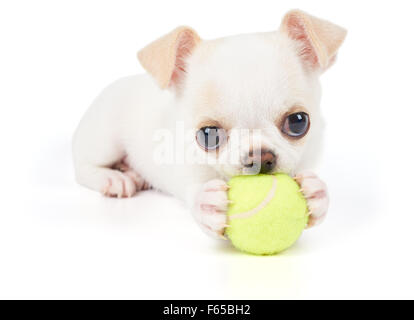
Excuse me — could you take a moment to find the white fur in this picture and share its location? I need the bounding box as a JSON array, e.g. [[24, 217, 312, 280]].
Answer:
[[73, 29, 334, 238]]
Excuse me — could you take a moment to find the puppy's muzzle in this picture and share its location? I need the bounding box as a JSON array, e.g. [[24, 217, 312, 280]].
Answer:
[[242, 149, 277, 174]]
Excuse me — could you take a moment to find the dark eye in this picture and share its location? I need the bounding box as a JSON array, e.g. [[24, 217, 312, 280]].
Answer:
[[196, 126, 227, 151], [282, 112, 310, 138]]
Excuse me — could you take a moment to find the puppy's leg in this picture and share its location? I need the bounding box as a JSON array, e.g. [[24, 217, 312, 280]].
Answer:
[[75, 164, 138, 198], [113, 160, 152, 192], [73, 110, 147, 198], [74, 138, 155, 197], [73, 75, 156, 198], [189, 179, 230, 239], [294, 171, 329, 228]]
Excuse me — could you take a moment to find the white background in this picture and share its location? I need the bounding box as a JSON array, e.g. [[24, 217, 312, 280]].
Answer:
[[0, 0, 413, 299]]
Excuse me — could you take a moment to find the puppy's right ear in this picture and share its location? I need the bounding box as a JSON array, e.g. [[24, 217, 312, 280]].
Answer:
[[137, 26, 201, 89], [281, 10, 347, 72]]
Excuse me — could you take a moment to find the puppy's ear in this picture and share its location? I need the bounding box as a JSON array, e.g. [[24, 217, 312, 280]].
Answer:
[[281, 10, 347, 72], [137, 26, 201, 89]]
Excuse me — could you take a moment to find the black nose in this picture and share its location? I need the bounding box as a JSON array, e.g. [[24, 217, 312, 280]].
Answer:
[[242, 149, 277, 174]]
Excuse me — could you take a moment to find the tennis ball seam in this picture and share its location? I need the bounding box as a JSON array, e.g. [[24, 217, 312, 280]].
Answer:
[[228, 175, 278, 221]]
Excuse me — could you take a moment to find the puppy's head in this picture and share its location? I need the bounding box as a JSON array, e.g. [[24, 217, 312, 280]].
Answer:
[[139, 10, 346, 177]]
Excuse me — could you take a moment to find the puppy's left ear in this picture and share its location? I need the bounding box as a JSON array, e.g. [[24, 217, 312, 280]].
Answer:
[[281, 10, 347, 72], [138, 26, 201, 90]]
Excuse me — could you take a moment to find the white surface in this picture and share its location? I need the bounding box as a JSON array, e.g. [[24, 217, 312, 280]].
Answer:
[[0, 0, 413, 299]]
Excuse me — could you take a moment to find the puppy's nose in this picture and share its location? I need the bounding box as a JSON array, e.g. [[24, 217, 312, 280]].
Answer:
[[242, 149, 277, 174], [259, 150, 277, 174]]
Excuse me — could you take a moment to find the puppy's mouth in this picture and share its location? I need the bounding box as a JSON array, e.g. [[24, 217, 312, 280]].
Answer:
[[241, 162, 262, 175], [219, 154, 278, 179]]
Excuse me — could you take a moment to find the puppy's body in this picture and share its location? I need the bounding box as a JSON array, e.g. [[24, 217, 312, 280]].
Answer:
[[73, 73, 217, 199], [73, 10, 346, 238]]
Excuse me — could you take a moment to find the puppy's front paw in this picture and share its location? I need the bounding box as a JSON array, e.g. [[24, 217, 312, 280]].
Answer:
[[193, 179, 230, 239], [102, 170, 137, 198], [295, 172, 329, 228]]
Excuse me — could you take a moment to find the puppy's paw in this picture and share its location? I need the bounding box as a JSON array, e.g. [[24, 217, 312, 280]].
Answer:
[[101, 170, 137, 198], [193, 179, 230, 239], [123, 170, 152, 191], [295, 171, 329, 228], [113, 161, 152, 192]]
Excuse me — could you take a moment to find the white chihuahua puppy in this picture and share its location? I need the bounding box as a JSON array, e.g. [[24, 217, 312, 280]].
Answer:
[[73, 10, 346, 239]]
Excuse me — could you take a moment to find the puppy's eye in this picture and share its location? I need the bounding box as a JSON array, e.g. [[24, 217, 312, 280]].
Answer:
[[196, 126, 227, 151], [282, 112, 310, 138]]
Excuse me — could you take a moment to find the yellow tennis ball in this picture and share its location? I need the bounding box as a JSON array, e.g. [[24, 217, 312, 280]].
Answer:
[[226, 173, 308, 255]]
